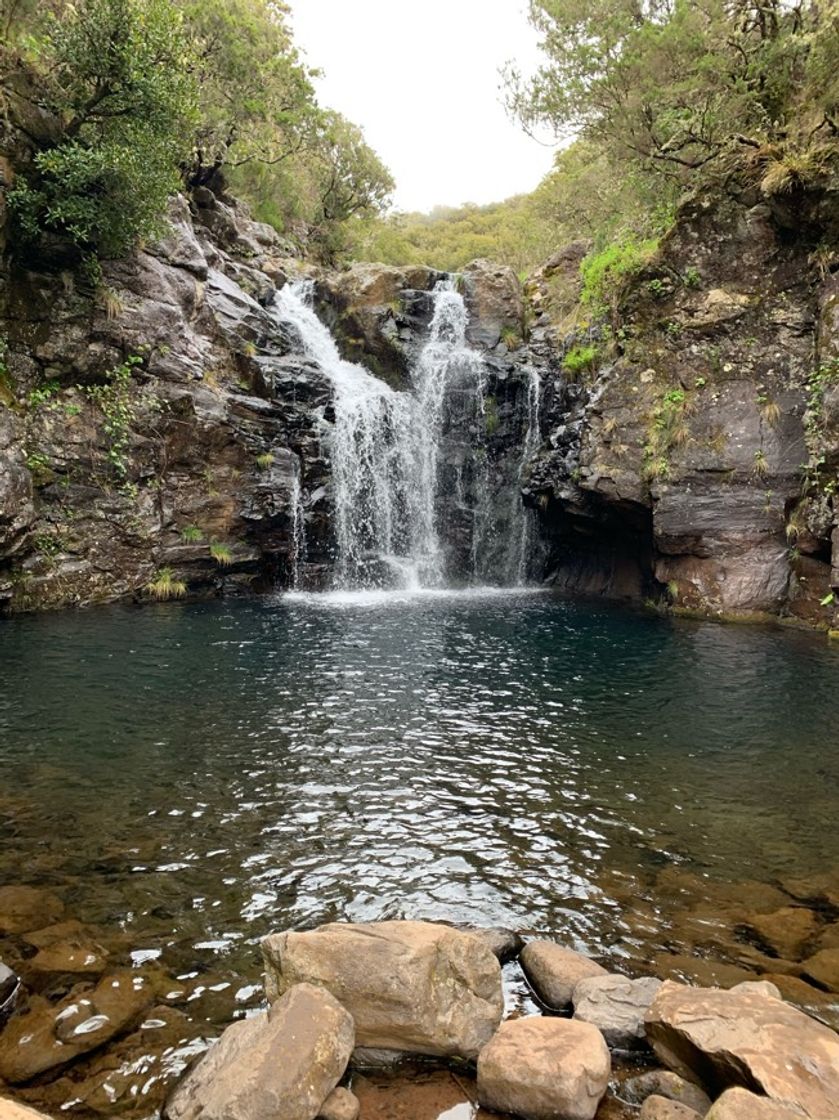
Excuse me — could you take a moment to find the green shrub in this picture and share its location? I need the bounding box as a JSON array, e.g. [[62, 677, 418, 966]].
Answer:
[[580, 236, 659, 315], [146, 567, 187, 600], [8, 0, 197, 271], [563, 344, 599, 377]]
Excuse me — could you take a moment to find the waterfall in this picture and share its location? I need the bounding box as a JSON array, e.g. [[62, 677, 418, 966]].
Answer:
[[290, 462, 306, 589], [509, 368, 542, 583], [273, 278, 534, 592]]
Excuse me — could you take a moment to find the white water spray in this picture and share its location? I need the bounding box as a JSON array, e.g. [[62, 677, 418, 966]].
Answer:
[[273, 279, 538, 591]]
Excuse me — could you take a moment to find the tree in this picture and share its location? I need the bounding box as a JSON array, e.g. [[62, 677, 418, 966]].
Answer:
[[7, 0, 197, 269], [176, 0, 322, 188], [505, 0, 831, 185]]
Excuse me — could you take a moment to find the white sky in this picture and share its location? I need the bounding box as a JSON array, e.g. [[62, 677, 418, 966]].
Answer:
[[286, 0, 556, 213]]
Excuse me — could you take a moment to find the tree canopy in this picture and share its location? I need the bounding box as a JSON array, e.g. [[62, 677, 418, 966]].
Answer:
[[1, 0, 394, 267]]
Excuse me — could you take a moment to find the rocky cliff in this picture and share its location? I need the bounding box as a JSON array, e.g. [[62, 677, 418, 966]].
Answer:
[[2, 81, 838, 630], [524, 180, 839, 633]]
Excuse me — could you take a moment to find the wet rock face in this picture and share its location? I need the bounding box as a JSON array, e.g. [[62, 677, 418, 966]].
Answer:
[[0, 183, 340, 609], [262, 920, 504, 1060], [528, 190, 839, 626], [572, 973, 662, 1050]]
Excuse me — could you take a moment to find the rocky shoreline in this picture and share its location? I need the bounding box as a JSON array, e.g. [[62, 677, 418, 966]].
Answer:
[[1, 891, 839, 1120]]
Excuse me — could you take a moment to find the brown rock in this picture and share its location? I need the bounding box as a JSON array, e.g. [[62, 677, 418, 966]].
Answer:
[[652, 953, 755, 990], [0, 886, 64, 934], [0, 970, 151, 1083], [477, 1016, 611, 1120], [801, 948, 839, 992], [318, 1087, 359, 1120], [815, 923, 839, 952], [262, 920, 502, 1061], [25, 938, 108, 985], [706, 1087, 808, 1118], [620, 1070, 712, 1113], [741, 908, 820, 961], [572, 974, 662, 1049], [521, 941, 608, 1009], [163, 983, 354, 1120], [645, 980, 839, 1118], [462, 259, 524, 349], [639, 1096, 702, 1120], [729, 979, 782, 999], [0, 1101, 56, 1120]]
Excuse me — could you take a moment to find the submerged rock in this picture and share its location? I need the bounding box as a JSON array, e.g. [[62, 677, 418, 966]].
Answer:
[[520, 940, 608, 1009], [572, 973, 662, 1049], [262, 920, 502, 1060], [645, 980, 839, 1118], [0, 886, 64, 934], [164, 982, 353, 1120], [476, 1016, 610, 1120], [0, 970, 151, 1083], [801, 948, 839, 992]]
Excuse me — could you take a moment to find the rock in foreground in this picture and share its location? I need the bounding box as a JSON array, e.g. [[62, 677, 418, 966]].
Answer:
[[164, 982, 353, 1120], [262, 920, 502, 1060], [706, 1087, 809, 1118], [620, 1069, 712, 1114], [572, 973, 662, 1049], [520, 941, 608, 1009], [477, 1016, 610, 1120], [645, 980, 839, 1118]]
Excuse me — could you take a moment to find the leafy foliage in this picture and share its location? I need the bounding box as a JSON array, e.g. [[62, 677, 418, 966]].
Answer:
[[8, 0, 197, 268]]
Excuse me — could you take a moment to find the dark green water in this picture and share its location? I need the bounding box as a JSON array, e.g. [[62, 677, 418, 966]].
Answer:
[[2, 591, 838, 947], [1, 590, 839, 1114]]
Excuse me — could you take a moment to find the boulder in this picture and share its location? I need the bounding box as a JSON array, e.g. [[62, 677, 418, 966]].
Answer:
[[800, 948, 839, 992], [520, 941, 608, 1009], [262, 921, 502, 1060], [0, 885, 64, 934], [317, 1087, 360, 1120], [572, 973, 662, 1049], [0, 970, 151, 1083], [164, 983, 354, 1120], [706, 1087, 808, 1119], [620, 1070, 711, 1114], [455, 925, 523, 963], [645, 980, 839, 1118], [640, 1097, 703, 1120], [476, 1016, 610, 1120]]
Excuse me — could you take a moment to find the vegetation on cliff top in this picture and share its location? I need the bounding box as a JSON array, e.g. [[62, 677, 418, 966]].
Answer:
[[0, 0, 394, 269], [355, 0, 839, 273]]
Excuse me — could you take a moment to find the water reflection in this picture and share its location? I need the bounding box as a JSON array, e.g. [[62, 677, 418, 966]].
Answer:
[[1, 594, 838, 1113]]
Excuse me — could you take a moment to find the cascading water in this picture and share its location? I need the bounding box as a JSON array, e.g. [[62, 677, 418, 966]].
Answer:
[[273, 278, 539, 592], [508, 368, 542, 583]]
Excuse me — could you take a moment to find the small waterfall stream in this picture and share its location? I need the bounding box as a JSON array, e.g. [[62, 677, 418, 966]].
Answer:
[[274, 278, 538, 592]]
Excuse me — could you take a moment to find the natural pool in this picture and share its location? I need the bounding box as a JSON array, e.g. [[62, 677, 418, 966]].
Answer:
[[1, 591, 839, 1115]]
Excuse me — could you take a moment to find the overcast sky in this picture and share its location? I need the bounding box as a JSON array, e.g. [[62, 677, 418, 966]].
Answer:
[[286, 0, 557, 213]]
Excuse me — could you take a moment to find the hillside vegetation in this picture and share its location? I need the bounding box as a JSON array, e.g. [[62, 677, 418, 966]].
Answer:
[[352, 0, 839, 277], [0, 0, 393, 273]]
